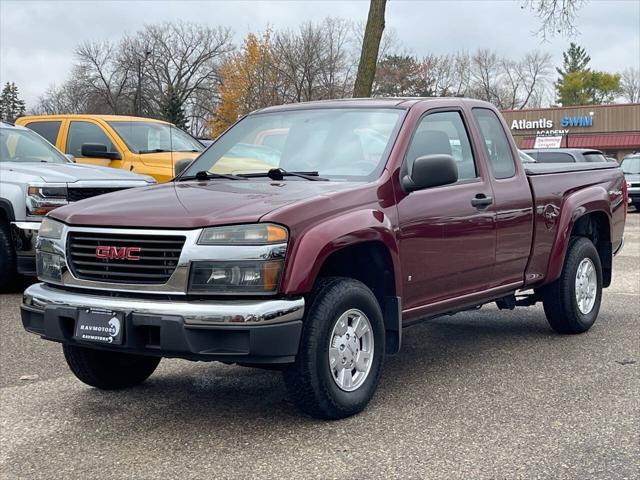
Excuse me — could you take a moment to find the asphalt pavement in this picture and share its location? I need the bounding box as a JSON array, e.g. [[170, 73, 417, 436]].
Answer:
[[1, 213, 638, 479]]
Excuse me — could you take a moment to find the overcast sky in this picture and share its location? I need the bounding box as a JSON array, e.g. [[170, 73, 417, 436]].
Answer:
[[1, 0, 638, 108]]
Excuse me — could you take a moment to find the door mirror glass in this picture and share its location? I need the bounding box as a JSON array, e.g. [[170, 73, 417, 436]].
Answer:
[[81, 143, 121, 160], [402, 154, 458, 192]]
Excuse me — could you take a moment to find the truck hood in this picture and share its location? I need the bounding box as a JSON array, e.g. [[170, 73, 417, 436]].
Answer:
[[0, 162, 154, 183], [50, 179, 359, 228]]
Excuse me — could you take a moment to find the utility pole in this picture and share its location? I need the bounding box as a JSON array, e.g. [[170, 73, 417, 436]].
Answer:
[[135, 49, 151, 116]]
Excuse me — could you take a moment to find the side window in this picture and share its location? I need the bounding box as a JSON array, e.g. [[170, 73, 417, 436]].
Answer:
[[472, 108, 516, 179], [25, 121, 61, 145], [537, 152, 575, 163], [66, 121, 116, 157], [405, 111, 477, 181]]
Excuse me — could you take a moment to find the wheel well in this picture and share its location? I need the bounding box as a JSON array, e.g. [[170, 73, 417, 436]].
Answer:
[[317, 241, 395, 306], [316, 241, 401, 354], [570, 212, 612, 287]]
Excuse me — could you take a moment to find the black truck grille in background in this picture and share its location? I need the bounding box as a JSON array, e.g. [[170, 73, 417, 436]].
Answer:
[[67, 187, 129, 202], [67, 232, 186, 284]]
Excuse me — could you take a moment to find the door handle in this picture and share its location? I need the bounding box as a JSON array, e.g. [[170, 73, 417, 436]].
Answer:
[[471, 194, 493, 208]]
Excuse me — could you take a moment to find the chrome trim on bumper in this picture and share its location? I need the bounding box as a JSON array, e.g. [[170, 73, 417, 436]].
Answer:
[[22, 283, 305, 326]]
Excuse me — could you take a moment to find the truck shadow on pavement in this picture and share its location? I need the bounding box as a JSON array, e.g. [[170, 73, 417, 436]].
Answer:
[[66, 307, 565, 428]]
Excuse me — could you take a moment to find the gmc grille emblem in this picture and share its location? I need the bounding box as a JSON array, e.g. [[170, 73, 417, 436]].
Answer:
[[95, 246, 141, 261]]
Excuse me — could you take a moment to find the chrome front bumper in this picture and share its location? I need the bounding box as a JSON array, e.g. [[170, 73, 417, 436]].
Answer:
[[23, 283, 305, 326]]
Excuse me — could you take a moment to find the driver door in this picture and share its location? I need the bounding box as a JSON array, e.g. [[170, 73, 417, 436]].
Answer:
[[395, 108, 497, 313]]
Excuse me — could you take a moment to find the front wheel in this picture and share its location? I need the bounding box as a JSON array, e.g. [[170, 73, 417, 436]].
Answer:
[[0, 222, 17, 292], [63, 344, 161, 389], [282, 277, 385, 419], [542, 237, 603, 334]]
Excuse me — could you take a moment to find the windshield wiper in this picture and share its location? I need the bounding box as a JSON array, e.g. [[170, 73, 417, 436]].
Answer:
[[139, 148, 171, 154], [177, 170, 247, 181], [241, 168, 329, 181]]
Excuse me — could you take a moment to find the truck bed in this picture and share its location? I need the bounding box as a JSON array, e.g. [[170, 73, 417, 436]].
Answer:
[[524, 162, 626, 287]]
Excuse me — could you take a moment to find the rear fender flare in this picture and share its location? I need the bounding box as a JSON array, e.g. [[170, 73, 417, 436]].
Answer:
[[545, 185, 612, 284]]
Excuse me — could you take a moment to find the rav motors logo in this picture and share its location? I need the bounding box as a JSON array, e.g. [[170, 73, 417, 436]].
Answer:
[[95, 246, 141, 261]]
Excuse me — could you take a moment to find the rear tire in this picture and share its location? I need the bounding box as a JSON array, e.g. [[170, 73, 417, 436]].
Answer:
[[282, 277, 385, 420], [542, 237, 603, 334], [0, 221, 17, 292], [63, 344, 160, 390]]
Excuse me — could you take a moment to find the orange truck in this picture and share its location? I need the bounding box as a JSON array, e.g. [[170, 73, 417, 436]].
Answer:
[[16, 115, 204, 182]]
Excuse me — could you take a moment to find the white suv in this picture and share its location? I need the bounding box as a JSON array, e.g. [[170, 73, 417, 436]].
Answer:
[[0, 122, 155, 290]]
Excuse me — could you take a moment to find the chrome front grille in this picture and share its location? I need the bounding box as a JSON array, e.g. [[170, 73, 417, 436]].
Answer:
[[67, 232, 186, 284]]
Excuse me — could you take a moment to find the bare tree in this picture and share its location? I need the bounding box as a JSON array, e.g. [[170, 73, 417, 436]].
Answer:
[[621, 68, 640, 103], [140, 22, 233, 116], [75, 40, 133, 114], [523, 0, 587, 39]]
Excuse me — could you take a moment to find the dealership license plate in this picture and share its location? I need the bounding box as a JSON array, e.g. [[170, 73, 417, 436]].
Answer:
[[74, 309, 124, 345]]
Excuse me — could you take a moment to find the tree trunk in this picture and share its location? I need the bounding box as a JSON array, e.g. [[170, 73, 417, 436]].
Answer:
[[353, 0, 387, 98]]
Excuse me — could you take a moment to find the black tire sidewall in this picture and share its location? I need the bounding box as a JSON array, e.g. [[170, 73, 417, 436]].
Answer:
[[565, 238, 603, 330], [312, 283, 385, 409], [0, 222, 17, 290]]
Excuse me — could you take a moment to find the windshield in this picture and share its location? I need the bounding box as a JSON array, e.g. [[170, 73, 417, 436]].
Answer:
[[622, 156, 640, 174], [0, 127, 68, 164], [183, 108, 405, 181], [108, 121, 204, 154]]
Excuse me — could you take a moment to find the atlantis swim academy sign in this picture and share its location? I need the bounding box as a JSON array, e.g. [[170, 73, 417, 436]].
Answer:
[[510, 113, 595, 136]]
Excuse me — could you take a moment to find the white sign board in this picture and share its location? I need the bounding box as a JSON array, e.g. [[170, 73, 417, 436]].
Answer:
[[534, 136, 563, 149]]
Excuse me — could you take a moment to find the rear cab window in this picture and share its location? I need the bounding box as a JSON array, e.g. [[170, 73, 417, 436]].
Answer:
[[24, 121, 62, 145], [582, 152, 607, 162], [471, 108, 515, 179], [536, 152, 575, 163]]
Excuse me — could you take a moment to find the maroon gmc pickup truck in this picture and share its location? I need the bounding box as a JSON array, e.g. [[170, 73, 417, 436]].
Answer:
[[21, 98, 627, 419]]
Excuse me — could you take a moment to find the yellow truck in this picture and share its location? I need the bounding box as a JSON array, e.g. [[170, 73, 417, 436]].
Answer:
[[16, 115, 204, 183]]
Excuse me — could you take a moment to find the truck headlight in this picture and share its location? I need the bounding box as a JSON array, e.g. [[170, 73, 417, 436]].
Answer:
[[36, 251, 65, 283], [188, 260, 284, 294], [39, 217, 65, 240], [198, 224, 287, 245], [27, 184, 68, 216]]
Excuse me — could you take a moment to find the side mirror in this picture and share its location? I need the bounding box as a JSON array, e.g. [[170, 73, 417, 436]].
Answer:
[[65, 154, 76, 163], [401, 154, 458, 193], [174, 158, 193, 177], [81, 143, 121, 160]]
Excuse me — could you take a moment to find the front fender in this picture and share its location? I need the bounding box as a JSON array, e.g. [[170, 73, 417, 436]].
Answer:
[[544, 185, 612, 284], [280, 209, 401, 296]]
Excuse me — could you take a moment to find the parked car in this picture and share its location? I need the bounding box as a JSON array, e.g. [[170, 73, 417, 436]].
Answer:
[[21, 98, 627, 419], [0, 122, 155, 290], [523, 148, 609, 163], [621, 154, 640, 210], [15, 115, 205, 183]]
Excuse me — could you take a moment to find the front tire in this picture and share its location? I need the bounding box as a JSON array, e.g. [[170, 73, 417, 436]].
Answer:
[[282, 277, 385, 420], [63, 344, 161, 390], [542, 237, 603, 334], [0, 222, 17, 292]]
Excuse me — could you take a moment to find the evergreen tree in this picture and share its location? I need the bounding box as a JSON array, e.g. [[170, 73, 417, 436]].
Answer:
[[556, 42, 591, 76], [555, 43, 592, 105], [160, 87, 188, 130], [0, 82, 27, 123]]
